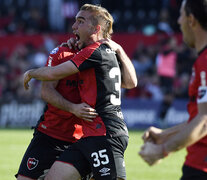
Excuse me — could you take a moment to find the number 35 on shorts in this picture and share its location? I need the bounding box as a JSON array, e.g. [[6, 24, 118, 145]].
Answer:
[[91, 149, 109, 167]]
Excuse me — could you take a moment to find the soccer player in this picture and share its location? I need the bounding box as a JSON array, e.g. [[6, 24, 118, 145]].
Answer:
[[17, 37, 134, 180], [23, 4, 137, 180], [16, 45, 97, 180], [139, 0, 207, 179]]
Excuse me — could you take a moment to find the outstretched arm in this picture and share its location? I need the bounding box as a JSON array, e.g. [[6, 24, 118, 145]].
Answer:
[[60, 37, 138, 89], [139, 102, 207, 165], [163, 102, 207, 152], [142, 122, 188, 144], [24, 61, 78, 90]]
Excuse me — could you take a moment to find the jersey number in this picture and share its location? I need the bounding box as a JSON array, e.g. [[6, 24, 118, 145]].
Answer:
[[91, 149, 109, 167], [109, 67, 121, 105]]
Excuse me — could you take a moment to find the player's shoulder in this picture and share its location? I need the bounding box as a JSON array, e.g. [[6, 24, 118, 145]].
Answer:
[[88, 42, 112, 52], [196, 48, 207, 67], [197, 47, 207, 60], [47, 46, 76, 66], [50, 46, 71, 55], [82, 42, 101, 52], [74, 42, 102, 60], [50, 46, 76, 59]]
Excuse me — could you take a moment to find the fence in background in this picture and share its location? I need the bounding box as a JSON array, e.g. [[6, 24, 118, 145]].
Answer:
[[0, 98, 188, 129]]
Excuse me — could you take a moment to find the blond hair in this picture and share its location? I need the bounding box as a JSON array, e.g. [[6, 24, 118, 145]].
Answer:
[[80, 4, 114, 39]]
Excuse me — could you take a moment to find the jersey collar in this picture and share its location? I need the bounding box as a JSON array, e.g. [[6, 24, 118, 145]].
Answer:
[[198, 45, 207, 56]]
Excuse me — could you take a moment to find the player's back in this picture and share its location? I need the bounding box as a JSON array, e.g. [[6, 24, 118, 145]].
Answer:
[[71, 42, 128, 137]]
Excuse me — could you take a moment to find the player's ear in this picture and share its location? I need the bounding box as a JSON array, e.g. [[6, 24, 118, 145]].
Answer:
[[188, 14, 196, 28]]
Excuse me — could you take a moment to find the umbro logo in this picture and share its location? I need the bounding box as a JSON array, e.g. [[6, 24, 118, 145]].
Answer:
[[99, 167, 110, 176]]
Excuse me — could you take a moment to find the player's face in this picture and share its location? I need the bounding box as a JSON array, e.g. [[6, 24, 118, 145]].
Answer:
[[177, 0, 195, 48], [72, 10, 97, 49]]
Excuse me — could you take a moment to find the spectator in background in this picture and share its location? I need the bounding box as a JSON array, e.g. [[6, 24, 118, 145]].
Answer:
[[43, 35, 57, 53], [32, 48, 47, 68], [0, 0, 194, 103], [0, 7, 15, 35], [25, 8, 47, 34], [125, 42, 155, 99], [145, 74, 163, 101], [62, 0, 79, 33], [0, 0, 181, 34], [176, 42, 196, 76], [48, 0, 65, 32], [7, 45, 34, 101], [156, 37, 177, 126], [157, 8, 173, 35], [174, 73, 189, 99], [132, 48, 153, 76]]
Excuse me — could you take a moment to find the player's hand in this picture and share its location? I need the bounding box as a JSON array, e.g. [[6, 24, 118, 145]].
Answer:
[[142, 126, 164, 144], [99, 38, 121, 52], [72, 102, 98, 122], [60, 38, 78, 50], [139, 142, 163, 166], [23, 70, 32, 90]]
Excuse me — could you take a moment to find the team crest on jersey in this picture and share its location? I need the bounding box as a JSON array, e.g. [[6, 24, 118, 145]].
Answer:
[[27, 158, 39, 170], [50, 47, 59, 54]]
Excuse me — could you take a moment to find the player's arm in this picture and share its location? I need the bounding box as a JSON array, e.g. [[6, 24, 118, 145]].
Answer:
[[41, 80, 75, 113], [139, 103, 207, 166], [41, 81, 97, 122], [116, 46, 137, 89], [142, 122, 188, 144], [60, 37, 138, 89], [101, 38, 137, 89], [24, 61, 78, 90], [163, 68, 207, 153], [163, 102, 207, 153]]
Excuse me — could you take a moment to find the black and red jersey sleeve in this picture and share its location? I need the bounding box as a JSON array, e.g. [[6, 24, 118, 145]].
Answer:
[[70, 42, 101, 71]]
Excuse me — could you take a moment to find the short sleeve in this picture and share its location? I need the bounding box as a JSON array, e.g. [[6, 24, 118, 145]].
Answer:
[[71, 44, 101, 71]]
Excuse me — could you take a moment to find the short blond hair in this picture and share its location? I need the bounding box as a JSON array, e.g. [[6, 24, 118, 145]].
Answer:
[[80, 4, 114, 39]]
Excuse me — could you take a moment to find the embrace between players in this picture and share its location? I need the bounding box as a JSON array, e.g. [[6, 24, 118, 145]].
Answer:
[[17, 0, 207, 179]]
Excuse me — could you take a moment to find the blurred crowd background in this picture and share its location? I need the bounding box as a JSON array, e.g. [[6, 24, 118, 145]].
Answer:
[[0, 0, 181, 34], [0, 0, 195, 106]]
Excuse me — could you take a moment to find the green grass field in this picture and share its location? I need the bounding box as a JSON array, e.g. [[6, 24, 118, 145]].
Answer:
[[0, 129, 186, 180]]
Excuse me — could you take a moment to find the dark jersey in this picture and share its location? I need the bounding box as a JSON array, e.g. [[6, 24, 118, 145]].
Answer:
[[70, 42, 128, 137], [37, 46, 83, 143], [185, 46, 207, 172]]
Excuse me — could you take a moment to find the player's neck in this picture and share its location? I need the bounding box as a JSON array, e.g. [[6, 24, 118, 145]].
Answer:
[[194, 29, 207, 53], [86, 34, 104, 46]]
